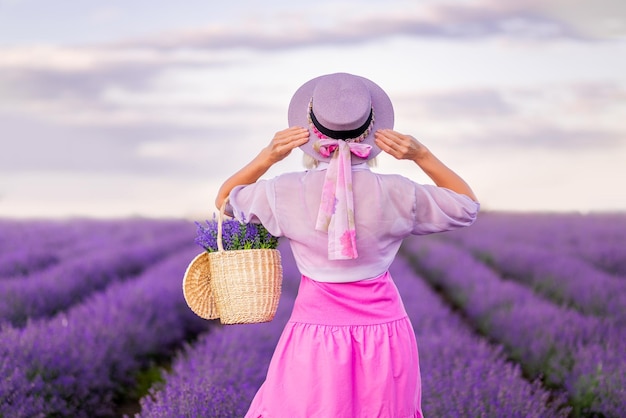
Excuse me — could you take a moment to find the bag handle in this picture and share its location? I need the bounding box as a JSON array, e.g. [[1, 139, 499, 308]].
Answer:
[[216, 197, 229, 253]]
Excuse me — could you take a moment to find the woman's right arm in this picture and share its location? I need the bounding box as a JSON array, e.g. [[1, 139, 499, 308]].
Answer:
[[215, 127, 309, 210], [374, 129, 478, 202]]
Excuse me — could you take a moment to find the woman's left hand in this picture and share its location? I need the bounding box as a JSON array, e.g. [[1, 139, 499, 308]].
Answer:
[[374, 129, 429, 162]]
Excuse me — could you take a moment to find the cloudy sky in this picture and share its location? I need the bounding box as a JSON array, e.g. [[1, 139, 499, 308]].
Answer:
[[1, 0, 625, 219]]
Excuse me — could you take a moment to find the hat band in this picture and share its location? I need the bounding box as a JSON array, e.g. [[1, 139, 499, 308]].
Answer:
[[309, 102, 374, 141]]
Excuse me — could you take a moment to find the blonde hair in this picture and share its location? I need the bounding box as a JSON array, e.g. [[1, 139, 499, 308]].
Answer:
[[303, 153, 377, 169]]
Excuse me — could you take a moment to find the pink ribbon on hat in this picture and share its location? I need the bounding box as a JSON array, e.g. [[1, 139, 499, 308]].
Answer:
[[314, 138, 372, 260]]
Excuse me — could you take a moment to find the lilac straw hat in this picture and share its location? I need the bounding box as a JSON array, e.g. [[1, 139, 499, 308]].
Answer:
[[288, 72, 394, 164]]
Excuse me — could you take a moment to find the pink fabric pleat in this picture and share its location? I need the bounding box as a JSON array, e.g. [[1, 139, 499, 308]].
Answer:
[[245, 272, 423, 418]]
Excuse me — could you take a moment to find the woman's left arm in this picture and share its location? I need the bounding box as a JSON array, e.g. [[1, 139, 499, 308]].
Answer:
[[215, 127, 309, 210], [375, 129, 478, 202]]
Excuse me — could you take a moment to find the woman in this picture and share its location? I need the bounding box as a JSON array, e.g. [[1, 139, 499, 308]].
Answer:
[[216, 73, 479, 418]]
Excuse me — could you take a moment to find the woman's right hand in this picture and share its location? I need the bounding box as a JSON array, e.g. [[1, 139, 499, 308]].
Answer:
[[263, 127, 310, 164]]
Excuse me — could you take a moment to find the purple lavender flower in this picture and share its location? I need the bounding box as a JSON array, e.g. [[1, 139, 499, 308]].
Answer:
[[194, 220, 218, 252], [243, 222, 259, 250], [194, 218, 279, 252]]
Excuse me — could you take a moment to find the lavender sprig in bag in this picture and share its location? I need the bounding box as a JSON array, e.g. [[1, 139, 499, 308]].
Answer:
[[194, 214, 279, 253]]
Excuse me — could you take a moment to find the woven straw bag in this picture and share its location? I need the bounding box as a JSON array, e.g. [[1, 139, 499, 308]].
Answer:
[[183, 198, 282, 324]]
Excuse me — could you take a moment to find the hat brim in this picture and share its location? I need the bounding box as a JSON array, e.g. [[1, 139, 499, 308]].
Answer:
[[287, 73, 394, 164], [182, 252, 219, 320]]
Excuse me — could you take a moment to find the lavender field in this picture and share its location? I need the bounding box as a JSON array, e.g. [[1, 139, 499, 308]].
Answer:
[[1, 213, 625, 417]]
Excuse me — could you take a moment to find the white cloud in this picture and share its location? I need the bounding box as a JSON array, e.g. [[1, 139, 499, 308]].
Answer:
[[536, 0, 626, 38], [108, 1, 581, 53]]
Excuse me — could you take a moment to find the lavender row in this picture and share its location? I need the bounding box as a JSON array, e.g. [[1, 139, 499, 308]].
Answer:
[[0, 218, 176, 252], [0, 250, 58, 280], [0, 218, 104, 279], [0, 218, 86, 253], [0, 218, 191, 280], [447, 212, 626, 277], [445, 236, 626, 320], [0, 223, 195, 327], [402, 238, 626, 417], [389, 257, 569, 417], [0, 245, 209, 418], [134, 241, 299, 417]]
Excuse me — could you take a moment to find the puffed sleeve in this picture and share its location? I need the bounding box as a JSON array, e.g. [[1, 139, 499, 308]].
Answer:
[[227, 179, 283, 237], [411, 183, 480, 235]]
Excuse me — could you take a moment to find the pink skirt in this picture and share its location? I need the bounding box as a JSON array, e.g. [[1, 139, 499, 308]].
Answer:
[[245, 271, 423, 418]]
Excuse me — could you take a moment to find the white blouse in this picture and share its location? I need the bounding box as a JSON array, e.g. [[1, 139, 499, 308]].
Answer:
[[229, 167, 479, 283]]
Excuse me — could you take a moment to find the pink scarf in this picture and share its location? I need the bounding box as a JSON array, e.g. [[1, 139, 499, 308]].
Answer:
[[314, 139, 371, 260]]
